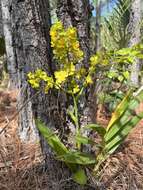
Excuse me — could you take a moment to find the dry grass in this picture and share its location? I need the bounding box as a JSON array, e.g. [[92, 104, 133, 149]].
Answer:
[[96, 106, 143, 190], [99, 140, 143, 190], [0, 90, 143, 190]]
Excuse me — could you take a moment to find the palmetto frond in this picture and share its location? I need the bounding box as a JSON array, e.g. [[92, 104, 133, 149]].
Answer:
[[102, 0, 131, 50]]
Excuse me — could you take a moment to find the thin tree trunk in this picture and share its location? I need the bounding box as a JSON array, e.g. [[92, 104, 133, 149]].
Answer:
[[1, 0, 17, 87], [95, 0, 101, 52], [0, 1, 3, 37], [129, 0, 141, 87], [90, 0, 102, 123]]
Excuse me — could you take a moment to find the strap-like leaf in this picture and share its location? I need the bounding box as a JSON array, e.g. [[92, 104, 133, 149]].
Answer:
[[36, 119, 77, 172], [36, 119, 68, 156], [105, 112, 143, 154], [57, 151, 96, 165], [106, 90, 132, 131], [75, 134, 95, 145], [84, 124, 106, 138], [67, 109, 77, 125], [105, 90, 143, 142], [101, 89, 143, 158]]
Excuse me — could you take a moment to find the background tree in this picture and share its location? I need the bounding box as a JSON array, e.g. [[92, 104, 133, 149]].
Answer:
[[1, 0, 16, 86], [129, 0, 142, 87], [94, 0, 102, 52]]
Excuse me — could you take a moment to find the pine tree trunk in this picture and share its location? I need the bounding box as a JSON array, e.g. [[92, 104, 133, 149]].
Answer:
[[1, 0, 17, 86], [57, 0, 91, 68], [56, 2, 98, 189], [57, 0, 91, 101], [95, 0, 101, 52], [129, 0, 141, 87], [10, 0, 54, 143], [10, 2, 79, 189], [0, 1, 3, 37], [91, 0, 102, 123]]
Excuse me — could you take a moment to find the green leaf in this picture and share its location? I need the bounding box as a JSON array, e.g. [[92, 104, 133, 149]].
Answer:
[[57, 151, 96, 165], [110, 90, 125, 99], [106, 90, 132, 131], [36, 120, 77, 172], [116, 47, 131, 55], [104, 89, 143, 155], [84, 124, 106, 138], [123, 71, 129, 79], [117, 75, 124, 82], [136, 54, 143, 59], [105, 90, 143, 142], [75, 134, 95, 145], [73, 169, 87, 185], [67, 109, 77, 125], [105, 112, 143, 154], [36, 119, 68, 156], [105, 98, 140, 142], [107, 71, 118, 79]]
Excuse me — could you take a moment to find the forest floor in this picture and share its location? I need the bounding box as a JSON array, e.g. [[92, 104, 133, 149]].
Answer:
[[0, 89, 143, 190]]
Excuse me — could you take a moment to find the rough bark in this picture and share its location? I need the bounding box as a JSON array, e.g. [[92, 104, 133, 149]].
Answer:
[[129, 0, 141, 87], [57, 0, 91, 104], [56, 2, 97, 189], [8, 2, 88, 189], [0, 2, 3, 37], [10, 0, 53, 143], [57, 0, 91, 68], [56, 4, 95, 150], [1, 0, 17, 86], [95, 0, 101, 52], [91, 0, 102, 123]]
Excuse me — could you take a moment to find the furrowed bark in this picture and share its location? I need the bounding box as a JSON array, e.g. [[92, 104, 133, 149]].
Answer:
[[1, 0, 17, 87], [57, 0, 91, 68], [57, 0, 93, 156], [11, 0, 53, 143], [10, 5, 73, 185]]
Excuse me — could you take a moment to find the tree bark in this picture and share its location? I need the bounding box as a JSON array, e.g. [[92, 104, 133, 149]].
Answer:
[[56, 2, 98, 189], [1, 0, 17, 86], [95, 0, 101, 52], [57, 0, 91, 68], [10, 0, 53, 142], [56, 2, 95, 145], [0, 1, 3, 37], [10, 5, 77, 189], [129, 0, 141, 87]]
